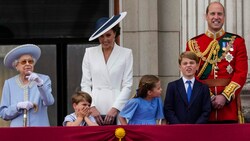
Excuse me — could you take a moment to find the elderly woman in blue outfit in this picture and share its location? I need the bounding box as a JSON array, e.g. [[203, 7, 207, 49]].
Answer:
[[0, 44, 54, 127]]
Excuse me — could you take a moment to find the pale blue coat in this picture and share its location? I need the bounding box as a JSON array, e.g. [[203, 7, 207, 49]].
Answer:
[[0, 74, 54, 127]]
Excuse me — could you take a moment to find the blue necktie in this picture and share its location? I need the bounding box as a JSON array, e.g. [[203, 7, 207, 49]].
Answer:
[[186, 80, 192, 103]]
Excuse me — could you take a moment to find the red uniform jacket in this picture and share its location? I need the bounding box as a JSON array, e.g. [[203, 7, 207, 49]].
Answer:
[[186, 29, 248, 122]]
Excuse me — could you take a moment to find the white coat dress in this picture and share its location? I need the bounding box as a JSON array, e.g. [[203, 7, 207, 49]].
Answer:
[[81, 43, 133, 115]]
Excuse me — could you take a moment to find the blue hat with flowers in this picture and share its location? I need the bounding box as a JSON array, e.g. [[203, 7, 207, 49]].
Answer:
[[89, 11, 127, 41], [4, 44, 41, 69]]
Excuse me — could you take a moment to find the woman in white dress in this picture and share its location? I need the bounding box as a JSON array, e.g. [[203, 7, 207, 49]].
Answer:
[[81, 12, 133, 125]]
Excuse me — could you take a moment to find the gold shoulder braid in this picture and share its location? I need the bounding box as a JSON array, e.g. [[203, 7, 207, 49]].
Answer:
[[188, 36, 236, 78], [222, 81, 240, 101]]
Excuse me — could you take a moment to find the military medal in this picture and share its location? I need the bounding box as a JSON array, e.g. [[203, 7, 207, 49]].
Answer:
[[229, 46, 234, 51], [222, 42, 227, 51], [226, 65, 233, 74], [225, 52, 233, 62]]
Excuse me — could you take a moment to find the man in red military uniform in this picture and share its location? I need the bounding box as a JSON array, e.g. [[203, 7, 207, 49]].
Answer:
[[186, 2, 248, 123]]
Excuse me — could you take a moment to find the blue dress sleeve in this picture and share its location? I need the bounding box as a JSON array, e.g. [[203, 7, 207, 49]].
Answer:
[[119, 98, 139, 120], [155, 97, 165, 120], [0, 80, 20, 120]]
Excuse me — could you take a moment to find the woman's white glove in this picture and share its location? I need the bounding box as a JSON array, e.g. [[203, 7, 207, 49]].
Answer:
[[26, 71, 44, 86], [17, 101, 34, 110]]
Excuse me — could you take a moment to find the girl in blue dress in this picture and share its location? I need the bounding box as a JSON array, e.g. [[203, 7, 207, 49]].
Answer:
[[119, 75, 164, 125]]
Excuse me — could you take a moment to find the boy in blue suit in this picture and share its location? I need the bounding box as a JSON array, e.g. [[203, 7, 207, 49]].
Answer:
[[164, 51, 211, 124]]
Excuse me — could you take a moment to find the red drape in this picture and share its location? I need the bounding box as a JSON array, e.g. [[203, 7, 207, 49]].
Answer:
[[1, 124, 250, 141]]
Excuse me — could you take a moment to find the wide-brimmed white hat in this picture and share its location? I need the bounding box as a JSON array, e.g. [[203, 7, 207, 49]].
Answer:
[[89, 11, 127, 41], [4, 44, 41, 69]]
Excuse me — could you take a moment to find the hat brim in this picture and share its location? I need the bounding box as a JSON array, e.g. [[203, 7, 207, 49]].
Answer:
[[4, 44, 41, 69], [89, 12, 127, 41]]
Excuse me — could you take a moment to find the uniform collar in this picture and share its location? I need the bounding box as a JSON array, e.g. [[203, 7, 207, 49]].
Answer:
[[205, 28, 225, 39]]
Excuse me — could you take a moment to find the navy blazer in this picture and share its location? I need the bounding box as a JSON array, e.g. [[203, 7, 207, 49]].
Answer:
[[164, 78, 211, 124]]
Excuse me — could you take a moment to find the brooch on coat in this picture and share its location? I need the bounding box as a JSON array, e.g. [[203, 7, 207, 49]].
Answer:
[[226, 65, 233, 74], [225, 52, 233, 63]]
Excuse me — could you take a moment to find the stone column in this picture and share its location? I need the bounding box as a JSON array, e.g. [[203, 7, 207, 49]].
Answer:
[[122, 0, 158, 93]]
